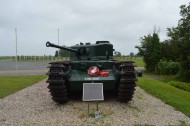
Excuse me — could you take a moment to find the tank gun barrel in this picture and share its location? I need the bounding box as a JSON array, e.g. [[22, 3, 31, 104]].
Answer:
[[46, 41, 78, 53]]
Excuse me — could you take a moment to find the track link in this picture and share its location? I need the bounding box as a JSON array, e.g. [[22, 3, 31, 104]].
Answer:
[[114, 61, 137, 102], [46, 61, 70, 104]]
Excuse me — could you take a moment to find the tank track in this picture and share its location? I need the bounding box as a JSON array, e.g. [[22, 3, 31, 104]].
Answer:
[[114, 61, 137, 102], [46, 61, 70, 104]]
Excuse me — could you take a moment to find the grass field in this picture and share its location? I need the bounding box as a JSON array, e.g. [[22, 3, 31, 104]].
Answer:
[[137, 77, 190, 117], [0, 75, 47, 98], [114, 57, 144, 67], [0, 56, 12, 60]]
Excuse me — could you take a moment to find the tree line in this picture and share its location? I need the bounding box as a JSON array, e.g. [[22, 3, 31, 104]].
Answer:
[[136, 3, 190, 81]]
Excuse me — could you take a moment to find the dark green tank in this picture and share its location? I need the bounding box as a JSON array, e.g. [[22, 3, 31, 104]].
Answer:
[[46, 41, 137, 104]]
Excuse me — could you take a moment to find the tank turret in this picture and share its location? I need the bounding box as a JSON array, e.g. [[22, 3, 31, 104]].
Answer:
[[46, 41, 114, 60]]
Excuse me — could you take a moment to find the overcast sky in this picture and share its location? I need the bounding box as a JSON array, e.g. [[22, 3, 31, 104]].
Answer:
[[0, 0, 189, 56]]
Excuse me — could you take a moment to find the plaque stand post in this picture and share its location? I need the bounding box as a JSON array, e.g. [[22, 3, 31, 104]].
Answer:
[[96, 102, 99, 111], [88, 102, 90, 115]]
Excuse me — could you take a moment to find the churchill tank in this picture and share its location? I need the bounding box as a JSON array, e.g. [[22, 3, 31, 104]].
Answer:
[[46, 41, 137, 104]]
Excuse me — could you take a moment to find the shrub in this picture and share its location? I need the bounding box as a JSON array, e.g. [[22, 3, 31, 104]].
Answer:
[[169, 81, 190, 92], [157, 60, 180, 75]]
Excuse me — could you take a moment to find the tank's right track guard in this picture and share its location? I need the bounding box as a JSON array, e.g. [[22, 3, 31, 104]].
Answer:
[[46, 61, 70, 104], [114, 61, 137, 102]]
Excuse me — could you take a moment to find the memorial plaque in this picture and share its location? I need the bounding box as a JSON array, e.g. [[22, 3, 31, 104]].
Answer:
[[83, 83, 104, 101]]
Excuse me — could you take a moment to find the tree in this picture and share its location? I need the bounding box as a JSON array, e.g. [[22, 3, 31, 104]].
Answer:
[[136, 33, 161, 72], [160, 40, 179, 61], [114, 51, 122, 57], [54, 45, 69, 57], [167, 3, 190, 80], [130, 52, 134, 57], [59, 48, 69, 57], [55, 50, 58, 57]]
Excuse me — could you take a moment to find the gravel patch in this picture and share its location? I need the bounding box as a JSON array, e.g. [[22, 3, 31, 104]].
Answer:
[[0, 79, 190, 126]]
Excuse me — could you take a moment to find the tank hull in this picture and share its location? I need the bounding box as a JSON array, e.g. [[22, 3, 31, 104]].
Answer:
[[46, 60, 137, 104]]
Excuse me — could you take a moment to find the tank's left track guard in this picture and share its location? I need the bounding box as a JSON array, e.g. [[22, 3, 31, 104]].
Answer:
[[114, 61, 137, 103], [46, 61, 70, 104]]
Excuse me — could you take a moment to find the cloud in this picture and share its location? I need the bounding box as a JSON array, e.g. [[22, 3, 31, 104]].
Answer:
[[0, 0, 189, 56]]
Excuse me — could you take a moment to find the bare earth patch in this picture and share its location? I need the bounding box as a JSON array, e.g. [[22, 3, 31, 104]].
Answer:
[[0, 79, 190, 126]]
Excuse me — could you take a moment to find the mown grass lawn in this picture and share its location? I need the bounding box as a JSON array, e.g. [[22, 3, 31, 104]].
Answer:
[[0, 56, 12, 60], [114, 57, 145, 67], [137, 77, 190, 117], [0, 75, 47, 98]]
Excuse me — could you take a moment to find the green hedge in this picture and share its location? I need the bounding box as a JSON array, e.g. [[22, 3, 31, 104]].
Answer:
[[156, 60, 180, 75]]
